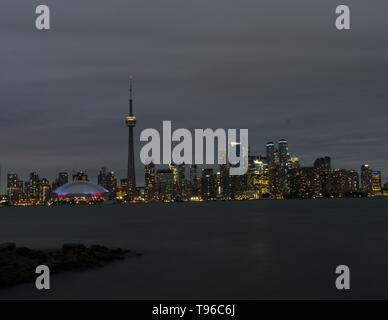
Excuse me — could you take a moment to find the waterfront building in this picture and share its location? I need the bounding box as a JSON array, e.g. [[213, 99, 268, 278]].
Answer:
[[157, 169, 174, 202], [266, 142, 275, 169], [278, 139, 289, 169], [38, 178, 51, 204], [201, 168, 215, 201], [371, 170, 382, 196], [98, 167, 117, 200], [52, 172, 68, 190], [27, 172, 40, 204], [360, 164, 372, 195], [314, 157, 332, 197], [288, 167, 318, 199], [7, 172, 24, 205], [144, 162, 156, 201]]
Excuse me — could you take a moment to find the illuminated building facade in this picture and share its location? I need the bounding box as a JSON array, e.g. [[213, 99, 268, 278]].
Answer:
[[39, 178, 51, 204], [52, 172, 68, 190], [371, 170, 382, 196], [144, 162, 156, 201], [361, 164, 372, 195], [201, 168, 215, 201], [266, 142, 275, 169], [157, 169, 174, 202], [98, 167, 117, 200], [7, 172, 24, 205], [288, 167, 318, 199], [52, 181, 109, 204], [314, 157, 332, 197], [27, 172, 40, 204]]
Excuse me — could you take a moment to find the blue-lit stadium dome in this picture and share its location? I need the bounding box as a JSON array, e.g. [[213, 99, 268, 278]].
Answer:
[[53, 181, 109, 199]]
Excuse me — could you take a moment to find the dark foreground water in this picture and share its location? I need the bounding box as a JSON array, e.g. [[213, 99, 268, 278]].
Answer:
[[0, 198, 388, 299]]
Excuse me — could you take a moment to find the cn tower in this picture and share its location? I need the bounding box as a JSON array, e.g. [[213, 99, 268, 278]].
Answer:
[[125, 79, 137, 200]]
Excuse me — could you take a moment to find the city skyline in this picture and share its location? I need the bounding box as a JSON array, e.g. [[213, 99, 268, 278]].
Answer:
[[2, 135, 387, 205], [1, 0, 388, 193], [0, 136, 387, 195]]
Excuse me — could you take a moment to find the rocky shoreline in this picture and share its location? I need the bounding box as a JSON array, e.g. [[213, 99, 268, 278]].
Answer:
[[0, 243, 140, 288]]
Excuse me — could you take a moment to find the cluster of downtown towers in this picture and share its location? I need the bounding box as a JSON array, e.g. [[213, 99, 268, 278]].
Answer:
[[2, 86, 387, 206]]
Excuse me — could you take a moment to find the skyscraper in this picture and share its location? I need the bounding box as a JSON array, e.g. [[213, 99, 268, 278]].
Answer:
[[371, 170, 382, 196], [52, 172, 69, 190], [28, 172, 40, 204], [360, 164, 372, 195], [144, 162, 156, 201], [201, 168, 215, 200], [314, 157, 332, 197], [39, 178, 51, 204], [7, 172, 23, 205], [125, 79, 137, 200], [98, 168, 117, 200], [266, 142, 275, 169], [278, 139, 289, 168]]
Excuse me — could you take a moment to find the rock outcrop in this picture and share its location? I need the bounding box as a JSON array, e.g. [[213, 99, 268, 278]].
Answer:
[[0, 243, 137, 288]]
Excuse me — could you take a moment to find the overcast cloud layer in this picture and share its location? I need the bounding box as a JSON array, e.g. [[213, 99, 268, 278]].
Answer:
[[0, 0, 387, 190]]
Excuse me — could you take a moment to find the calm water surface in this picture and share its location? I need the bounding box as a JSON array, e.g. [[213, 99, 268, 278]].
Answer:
[[0, 198, 387, 299]]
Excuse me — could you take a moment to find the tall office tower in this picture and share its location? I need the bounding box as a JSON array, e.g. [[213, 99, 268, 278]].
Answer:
[[313, 157, 332, 197], [144, 162, 156, 201], [106, 171, 118, 200], [215, 172, 223, 199], [189, 164, 200, 198], [52, 172, 68, 190], [98, 167, 108, 186], [360, 164, 372, 195], [190, 164, 197, 184], [278, 139, 289, 168], [125, 79, 137, 201], [97, 167, 117, 198], [277, 139, 289, 196], [156, 169, 174, 202], [7, 172, 23, 205], [371, 170, 382, 196], [249, 156, 270, 197], [348, 170, 360, 193], [39, 178, 51, 204], [58, 172, 68, 186], [219, 164, 230, 200], [266, 142, 275, 169], [169, 163, 185, 200], [73, 171, 88, 181], [28, 172, 40, 204], [201, 168, 215, 201]]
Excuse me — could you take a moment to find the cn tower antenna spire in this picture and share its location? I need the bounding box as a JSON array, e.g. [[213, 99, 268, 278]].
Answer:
[[129, 78, 133, 116]]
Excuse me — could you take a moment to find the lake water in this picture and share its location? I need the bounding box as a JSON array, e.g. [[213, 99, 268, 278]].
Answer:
[[0, 198, 388, 299]]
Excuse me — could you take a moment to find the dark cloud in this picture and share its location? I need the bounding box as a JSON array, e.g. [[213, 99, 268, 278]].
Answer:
[[1, 0, 387, 190]]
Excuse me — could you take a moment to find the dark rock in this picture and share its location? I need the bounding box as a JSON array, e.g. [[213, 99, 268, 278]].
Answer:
[[0, 243, 16, 252], [0, 243, 138, 288], [62, 243, 87, 254]]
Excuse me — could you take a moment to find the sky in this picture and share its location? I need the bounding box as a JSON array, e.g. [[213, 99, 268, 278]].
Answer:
[[0, 0, 387, 191]]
